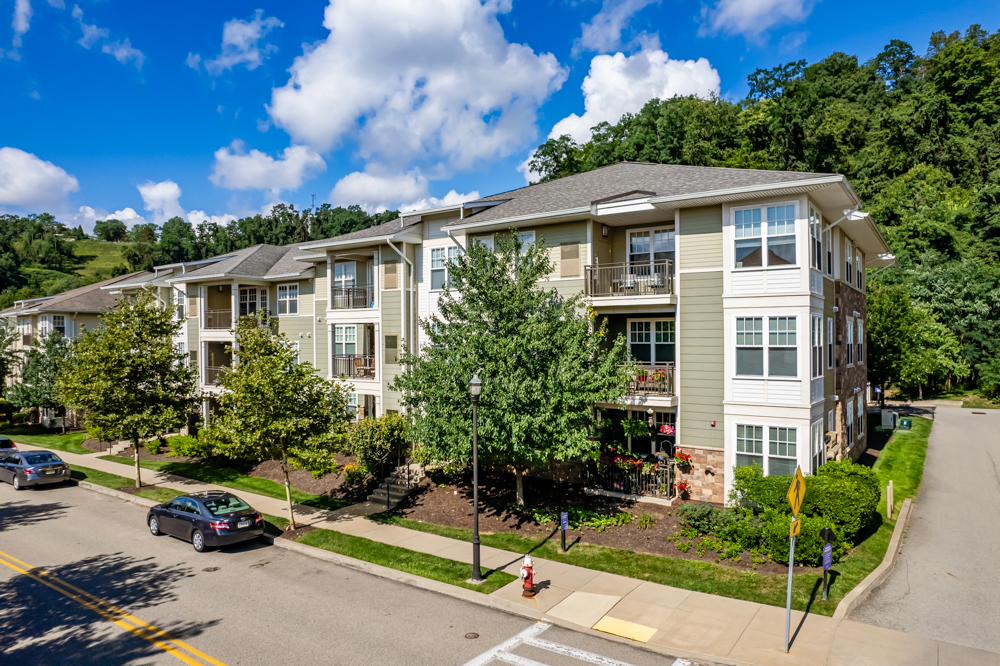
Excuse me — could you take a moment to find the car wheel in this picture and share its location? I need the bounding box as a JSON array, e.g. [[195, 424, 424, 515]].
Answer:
[[149, 516, 161, 536], [192, 531, 206, 552], [12, 476, 21, 491]]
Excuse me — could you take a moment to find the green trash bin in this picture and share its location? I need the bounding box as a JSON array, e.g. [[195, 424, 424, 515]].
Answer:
[[899, 417, 912, 430]]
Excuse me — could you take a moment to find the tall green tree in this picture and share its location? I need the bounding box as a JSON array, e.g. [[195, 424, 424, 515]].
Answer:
[[205, 316, 352, 528], [392, 232, 630, 505], [58, 290, 199, 487], [94, 219, 128, 242], [0, 321, 19, 387], [8, 330, 70, 431]]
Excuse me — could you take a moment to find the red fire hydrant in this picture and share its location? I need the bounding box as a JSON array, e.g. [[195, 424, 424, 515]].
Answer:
[[520, 555, 536, 598]]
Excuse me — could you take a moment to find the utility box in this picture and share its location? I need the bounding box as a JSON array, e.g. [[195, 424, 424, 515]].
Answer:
[[881, 409, 896, 430], [899, 417, 912, 430]]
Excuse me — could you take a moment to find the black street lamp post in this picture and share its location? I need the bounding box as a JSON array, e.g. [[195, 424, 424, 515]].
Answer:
[[469, 373, 483, 583]]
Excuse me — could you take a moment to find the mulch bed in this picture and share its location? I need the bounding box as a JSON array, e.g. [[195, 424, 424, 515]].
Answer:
[[390, 468, 796, 574], [278, 525, 316, 540]]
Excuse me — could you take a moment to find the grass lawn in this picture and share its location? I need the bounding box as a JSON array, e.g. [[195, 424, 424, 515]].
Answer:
[[71, 239, 125, 279], [98, 455, 351, 511], [297, 528, 516, 594], [962, 394, 1000, 409], [261, 513, 290, 536], [69, 465, 183, 503], [7, 432, 91, 455], [366, 417, 932, 616]]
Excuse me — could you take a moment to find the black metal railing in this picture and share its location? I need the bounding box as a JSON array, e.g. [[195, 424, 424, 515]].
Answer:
[[624, 363, 675, 395], [332, 285, 375, 309], [587, 461, 675, 498], [204, 310, 232, 329], [585, 260, 674, 297], [332, 354, 376, 379]]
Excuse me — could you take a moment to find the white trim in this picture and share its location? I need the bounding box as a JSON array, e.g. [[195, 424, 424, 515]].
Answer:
[[678, 267, 724, 273], [276, 282, 300, 317]]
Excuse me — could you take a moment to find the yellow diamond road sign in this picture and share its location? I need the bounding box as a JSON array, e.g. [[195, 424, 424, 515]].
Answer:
[[787, 466, 806, 517], [790, 518, 801, 538]]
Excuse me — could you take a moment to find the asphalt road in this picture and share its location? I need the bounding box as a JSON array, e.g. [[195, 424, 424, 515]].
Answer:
[[0, 481, 695, 666], [851, 405, 1000, 653]]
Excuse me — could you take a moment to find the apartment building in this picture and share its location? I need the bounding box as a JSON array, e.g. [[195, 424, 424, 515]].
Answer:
[[3, 162, 891, 503]]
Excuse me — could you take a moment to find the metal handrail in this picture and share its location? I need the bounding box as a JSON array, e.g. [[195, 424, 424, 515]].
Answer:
[[204, 310, 232, 329], [331, 285, 375, 309], [585, 259, 674, 297], [384, 456, 414, 510], [624, 362, 675, 395], [332, 354, 376, 378]]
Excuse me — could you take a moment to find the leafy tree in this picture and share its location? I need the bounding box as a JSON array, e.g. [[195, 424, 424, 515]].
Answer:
[[7, 330, 70, 430], [122, 242, 156, 272], [94, 219, 128, 242], [130, 223, 159, 244], [345, 412, 410, 477], [392, 232, 630, 505], [59, 290, 199, 487], [205, 316, 352, 528], [897, 308, 969, 399], [0, 321, 19, 387], [158, 217, 199, 263]]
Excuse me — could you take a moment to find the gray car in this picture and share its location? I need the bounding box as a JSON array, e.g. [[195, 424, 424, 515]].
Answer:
[[0, 450, 71, 490]]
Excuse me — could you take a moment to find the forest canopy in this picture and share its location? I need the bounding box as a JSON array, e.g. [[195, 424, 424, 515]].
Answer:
[[529, 26, 1000, 399]]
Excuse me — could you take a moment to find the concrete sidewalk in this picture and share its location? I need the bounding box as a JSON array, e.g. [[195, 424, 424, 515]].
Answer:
[[20, 442, 1000, 666]]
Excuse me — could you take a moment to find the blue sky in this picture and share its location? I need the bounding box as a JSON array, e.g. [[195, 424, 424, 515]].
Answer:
[[1, 0, 997, 232]]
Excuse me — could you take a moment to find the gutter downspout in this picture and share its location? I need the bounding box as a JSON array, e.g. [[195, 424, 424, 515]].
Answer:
[[386, 239, 414, 404], [446, 228, 466, 253]]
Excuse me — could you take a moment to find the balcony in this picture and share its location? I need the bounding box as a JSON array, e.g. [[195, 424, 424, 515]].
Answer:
[[332, 285, 375, 310], [205, 366, 227, 386], [332, 354, 376, 379], [624, 363, 675, 396], [585, 260, 674, 298], [205, 310, 233, 330]]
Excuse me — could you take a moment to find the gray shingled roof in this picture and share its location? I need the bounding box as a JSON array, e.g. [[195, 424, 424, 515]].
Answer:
[[170, 244, 312, 281], [298, 214, 422, 248], [0, 271, 153, 316], [452, 162, 834, 225]]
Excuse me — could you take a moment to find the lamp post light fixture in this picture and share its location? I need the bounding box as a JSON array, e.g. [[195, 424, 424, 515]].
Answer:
[[469, 373, 484, 583]]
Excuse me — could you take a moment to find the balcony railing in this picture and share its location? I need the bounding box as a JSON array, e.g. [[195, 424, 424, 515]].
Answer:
[[332, 354, 376, 379], [205, 366, 228, 385], [587, 460, 675, 498], [624, 363, 675, 396], [332, 285, 375, 310], [585, 260, 674, 298], [204, 310, 232, 330]]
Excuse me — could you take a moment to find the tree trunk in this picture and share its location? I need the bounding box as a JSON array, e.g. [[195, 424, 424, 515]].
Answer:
[[514, 466, 525, 506], [133, 436, 141, 488], [918, 384, 923, 400], [281, 450, 297, 530], [60, 407, 66, 434]]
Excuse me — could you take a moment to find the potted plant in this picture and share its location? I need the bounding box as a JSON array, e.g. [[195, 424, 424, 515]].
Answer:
[[672, 447, 692, 469], [677, 480, 691, 499]]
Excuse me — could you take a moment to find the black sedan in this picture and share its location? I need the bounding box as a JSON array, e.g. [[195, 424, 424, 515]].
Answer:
[[0, 451, 71, 490], [147, 491, 265, 552]]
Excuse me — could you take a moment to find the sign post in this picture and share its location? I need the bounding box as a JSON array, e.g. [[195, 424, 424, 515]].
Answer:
[[560, 512, 569, 552], [820, 527, 835, 601], [784, 466, 806, 654]]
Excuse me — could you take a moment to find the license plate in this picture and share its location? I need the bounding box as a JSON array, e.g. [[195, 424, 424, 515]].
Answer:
[[44, 470, 56, 475], [238, 520, 250, 528]]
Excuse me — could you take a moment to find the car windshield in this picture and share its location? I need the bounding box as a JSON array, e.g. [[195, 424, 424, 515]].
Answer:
[[0, 439, 13, 448], [23, 452, 61, 465], [202, 496, 251, 516]]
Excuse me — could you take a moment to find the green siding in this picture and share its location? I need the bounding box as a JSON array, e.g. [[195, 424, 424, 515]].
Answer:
[[381, 290, 401, 336], [537, 278, 585, 300], [277, 315, 316, 365], [679, 206, 723, 270], [679, 271, 724, 450]]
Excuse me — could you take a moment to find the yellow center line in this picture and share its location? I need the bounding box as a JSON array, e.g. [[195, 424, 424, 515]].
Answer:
[[0, 549, 228, 666]]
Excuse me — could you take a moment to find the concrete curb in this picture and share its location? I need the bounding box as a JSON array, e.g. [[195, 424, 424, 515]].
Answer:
[[833, 497, 913, 619], [75, 480, 160, 509]]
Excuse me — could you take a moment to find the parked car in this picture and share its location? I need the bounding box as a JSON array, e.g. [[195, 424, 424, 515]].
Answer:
[[0, 437, 17, 456], [0, 450, 71, 490], [147, 490, 265, 552]]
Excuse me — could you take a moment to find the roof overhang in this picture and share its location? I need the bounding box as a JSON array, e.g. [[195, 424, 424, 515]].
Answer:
[[164, 268, 315, 285], [297, 226, 423, 252]]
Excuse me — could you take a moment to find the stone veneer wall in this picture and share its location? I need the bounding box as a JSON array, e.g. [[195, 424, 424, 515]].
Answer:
[[677, 446, 726, 504]]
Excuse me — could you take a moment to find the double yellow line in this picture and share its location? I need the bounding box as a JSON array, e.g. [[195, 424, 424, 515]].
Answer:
[[0, 548, 228, 666]]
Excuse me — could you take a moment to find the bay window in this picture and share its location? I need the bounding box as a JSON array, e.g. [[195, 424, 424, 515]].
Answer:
[[736, 424, 764, 469], [277, 284, 298, 315], [736, 317, 764, 375], [766, 205, 796, 265], [811, 314, 823, 379], [809, 206, 823, 271], [735, 424, 801, 476], [768, 316, 797, 377], [734, 204, 797, 268], [736, 316, 797, 377], [768, 427, 798, 476], [734, 208, 762, 268], [629, 319, 674, 364]]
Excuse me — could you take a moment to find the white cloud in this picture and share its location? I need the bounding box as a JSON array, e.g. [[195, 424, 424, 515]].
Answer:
[[187, 210, 237, 226], [201, 9, 283, 75], [0, 147, 79, 209], [137, 179, 185, 224], [71, 5, 144, 69], [550, 48, 720, 143], [64, 206, 146, 235], [402, 189, 480, 213], [573, 0, 659, 56], [516, 150, 543, 185], [780, 30, 808, 51], [268, 0, 567, 171], [47, 0, 64, 8], [185, 52, 201, 70], [209, 142, 325, 192], [329, 168, 478, 214], [12, 0, 32, 48], [699, 0, 814, 41]]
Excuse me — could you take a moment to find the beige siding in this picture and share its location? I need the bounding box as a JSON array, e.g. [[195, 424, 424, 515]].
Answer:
[[315, 260, 328, 300], [679, 271, 724, 450], [679, 205, 723, 270], [206, 285, 230, 310], [381, 290, 401, 336], [535, 221, 587, 279], [277, 315, 315, 366], [74, 314, 101, 336], [537, 278, 585, 300]]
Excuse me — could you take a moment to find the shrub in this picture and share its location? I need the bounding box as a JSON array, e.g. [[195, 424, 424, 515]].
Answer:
[[343, 463, 368, 486], [143, 438, 163, 456], [730, 464, 791, 511], [167, 434, 214, 458], [675, 502, 723, 533], [811, 460, 880, 547], [638, 513, 656, 529], [346, 413, 410, 473], [11, 411, 31, 426], [762, 510, 837, 566], [290, 448, 339, 478]]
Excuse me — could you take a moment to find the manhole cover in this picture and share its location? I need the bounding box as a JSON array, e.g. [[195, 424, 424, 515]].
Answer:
[[465, 633, 479, 640], [202, 567, 220, 572]]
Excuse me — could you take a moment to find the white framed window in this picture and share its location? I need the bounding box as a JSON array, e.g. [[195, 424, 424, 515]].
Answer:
[[334, 325, 357, 355], [628, 227, 675, 275], [768, 427, 798, 476], [736, 424, 764, 469], [291, 341, 300, 365], [827, 317, 834, 369], [176, 342, 185, 367], [473, 235, 494, 250], [766, 205, 796, 266], [846, 317, 854, 365], [811, 421, 824, 473], [38, 315, 51, 337], [628, 319, 675, 364], [277, 284, 298, 315], [430, 246, 461, 290], [857, 395, 865, 438], [17, 317, 29, 337], [334, 262, 357, 289], [846, 405, 854, 448], [856, 249, 863, 288], [824, 227, 833, 276], [857, 320, 864, 364], [734, 316, 801, 378], [384, 335, 398, 364], [845, 238, 853, 285], [517, 231, 535, 253], [809, 206, 823, 271], [734, 208, 762, 268], [174, 288, 185, 320], [734, 204, 797, 268], [811, 314, 823, 379], [239, 287, 267, 317], [52, 315, 65, 336], [828, 409, 835, 434], [347, 392, 358, 417]]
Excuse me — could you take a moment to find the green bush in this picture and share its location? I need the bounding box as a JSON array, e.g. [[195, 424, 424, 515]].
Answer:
[[810, 460, 880, 547], [762, 511, 837, 566], [86, 423, 106, 441], [290, 447, 339, 478], [346, 413, 410, 472], [730, 464, 791, 511], [143, 438, 163, 456], [11, 411, 31, 426], [343, 462, 368, 486], [167, 434, 214, 458]]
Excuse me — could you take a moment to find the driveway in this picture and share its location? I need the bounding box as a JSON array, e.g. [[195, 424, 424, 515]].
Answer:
[[851, 404, 1000, 653]]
